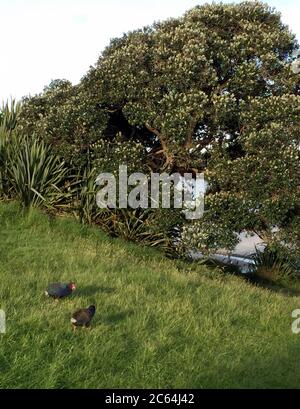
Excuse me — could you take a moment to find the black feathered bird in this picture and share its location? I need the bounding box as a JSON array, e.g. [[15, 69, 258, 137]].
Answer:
[[71, 305, 96, 331], [45, 282, 76, 300]]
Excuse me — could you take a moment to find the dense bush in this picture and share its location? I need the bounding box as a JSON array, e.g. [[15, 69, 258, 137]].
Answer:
[[6, 1, 300, 260], [17, 80, 108, 169]]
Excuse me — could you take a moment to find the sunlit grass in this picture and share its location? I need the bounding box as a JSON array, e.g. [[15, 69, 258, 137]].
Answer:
[[0, 202, 300, 388]]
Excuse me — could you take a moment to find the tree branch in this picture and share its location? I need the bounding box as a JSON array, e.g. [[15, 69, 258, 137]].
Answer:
[[184, 115, 198, 149]]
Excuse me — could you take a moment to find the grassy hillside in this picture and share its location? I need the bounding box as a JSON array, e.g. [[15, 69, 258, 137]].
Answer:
[[0, 202, 300, 389]]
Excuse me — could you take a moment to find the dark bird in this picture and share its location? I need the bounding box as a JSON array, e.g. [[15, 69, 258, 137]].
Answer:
[[71, 305, 96, 331], [45, 282, 76, 300]]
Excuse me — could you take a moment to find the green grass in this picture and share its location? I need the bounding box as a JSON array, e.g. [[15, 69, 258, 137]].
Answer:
[[0, 202, 300, 389]]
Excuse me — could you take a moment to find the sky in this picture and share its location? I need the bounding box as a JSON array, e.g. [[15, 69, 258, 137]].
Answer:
[[0, 0, 299, 102]]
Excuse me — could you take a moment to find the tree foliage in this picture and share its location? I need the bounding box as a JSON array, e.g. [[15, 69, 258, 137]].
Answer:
[[17, 1, 300, 255]]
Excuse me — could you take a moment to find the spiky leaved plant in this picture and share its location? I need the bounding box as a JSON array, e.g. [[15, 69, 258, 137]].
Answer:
[[251, 246, 296, 284], [7, 136, 68, 208], [74, 167, 101, 224], [0, 100, 22, 197], [0, 99, 21, 133]]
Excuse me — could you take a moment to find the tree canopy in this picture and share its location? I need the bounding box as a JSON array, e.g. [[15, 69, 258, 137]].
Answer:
[[17, 1, 300, 255]]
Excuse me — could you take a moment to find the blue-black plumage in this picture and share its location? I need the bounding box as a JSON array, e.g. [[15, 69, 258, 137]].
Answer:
[[45, 282, 76, 299], [71, 305, 96, 330]]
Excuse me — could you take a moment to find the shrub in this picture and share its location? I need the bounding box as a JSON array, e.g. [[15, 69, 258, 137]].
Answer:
[[0, 100, 22, 197], [7, 136, 68, 208], [95, 207, 175, 250], [0, 99, 21, 132], [251, 247, 297, 284], [73, 167, 101, 224]]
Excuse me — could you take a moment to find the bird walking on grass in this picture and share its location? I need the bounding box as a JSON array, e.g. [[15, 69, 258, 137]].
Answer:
[[45, 282, 76, 301], [71, 306, 96, 331]]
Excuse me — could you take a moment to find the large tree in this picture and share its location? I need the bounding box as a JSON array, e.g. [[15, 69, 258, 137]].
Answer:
[[85, 1, 299, 172], [18, 1, 300, 254]]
